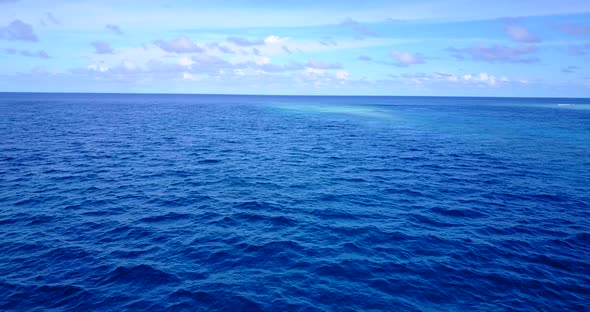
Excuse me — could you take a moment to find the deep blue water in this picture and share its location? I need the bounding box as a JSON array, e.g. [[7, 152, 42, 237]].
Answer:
[[1, 93, 589, 311]]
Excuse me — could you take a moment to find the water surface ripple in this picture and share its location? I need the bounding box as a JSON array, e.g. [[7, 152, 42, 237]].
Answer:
[[0, 94, 589, 311]]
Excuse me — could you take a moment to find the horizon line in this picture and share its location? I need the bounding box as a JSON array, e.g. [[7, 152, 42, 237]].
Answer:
[[0, 91, 588, 100]]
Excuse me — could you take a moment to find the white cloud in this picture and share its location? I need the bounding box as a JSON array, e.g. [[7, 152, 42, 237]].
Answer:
[[305, 60, 341, 69], [178, 57, 194, 67], [0, 19, 38, 41], [82, 60, 142, 77], [87, 64, 108, 72], [398, 71, 516, 87], [391, 51, 425, 67], [340, 17, 378, 39], [457, 72, 503, 86], [121, 60, 137, 72], [207, 42, 234, 54], [92, 41, 114, 54], [475, 73, 497, 85], [264, 35, 286, 44], [154, 36, 203, 53], [5, 48, 49, 58], [226, 36, 264, 46], [106, 24, 124, 35], [504, 20, 539, 43], [182, 72, 195, 80], [305, 67, 324, 75], [282, 46, 292, 54], [230, 36, 409, 60], [448, 44, 538, 63], [336, 70, 350, 80], [146, 59, 186, 73]]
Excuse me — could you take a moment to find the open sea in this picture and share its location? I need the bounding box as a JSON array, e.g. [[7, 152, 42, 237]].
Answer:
[[0, 93, 589, 311]]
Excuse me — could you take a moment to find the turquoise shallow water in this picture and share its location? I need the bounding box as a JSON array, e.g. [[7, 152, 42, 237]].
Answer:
[[0, 93, 589, 311]]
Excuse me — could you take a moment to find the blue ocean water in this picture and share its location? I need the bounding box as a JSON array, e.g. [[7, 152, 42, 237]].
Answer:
[[0, 93, 589, 311]]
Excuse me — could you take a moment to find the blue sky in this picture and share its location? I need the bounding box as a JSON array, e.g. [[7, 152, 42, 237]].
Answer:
[[0, 0, 589, 96]]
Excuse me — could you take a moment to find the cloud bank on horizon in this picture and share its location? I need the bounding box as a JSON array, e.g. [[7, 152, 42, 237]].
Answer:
[[0, 0, 589, 96]]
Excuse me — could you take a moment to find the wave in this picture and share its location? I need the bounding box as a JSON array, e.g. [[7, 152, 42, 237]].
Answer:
[[1, 94, 589, 311]]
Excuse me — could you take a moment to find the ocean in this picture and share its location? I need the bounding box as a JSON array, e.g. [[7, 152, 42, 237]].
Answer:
[[0, 93, 589, 311]]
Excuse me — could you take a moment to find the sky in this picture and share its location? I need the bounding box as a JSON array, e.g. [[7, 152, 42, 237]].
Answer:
[[0, 0, 589, 97]]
